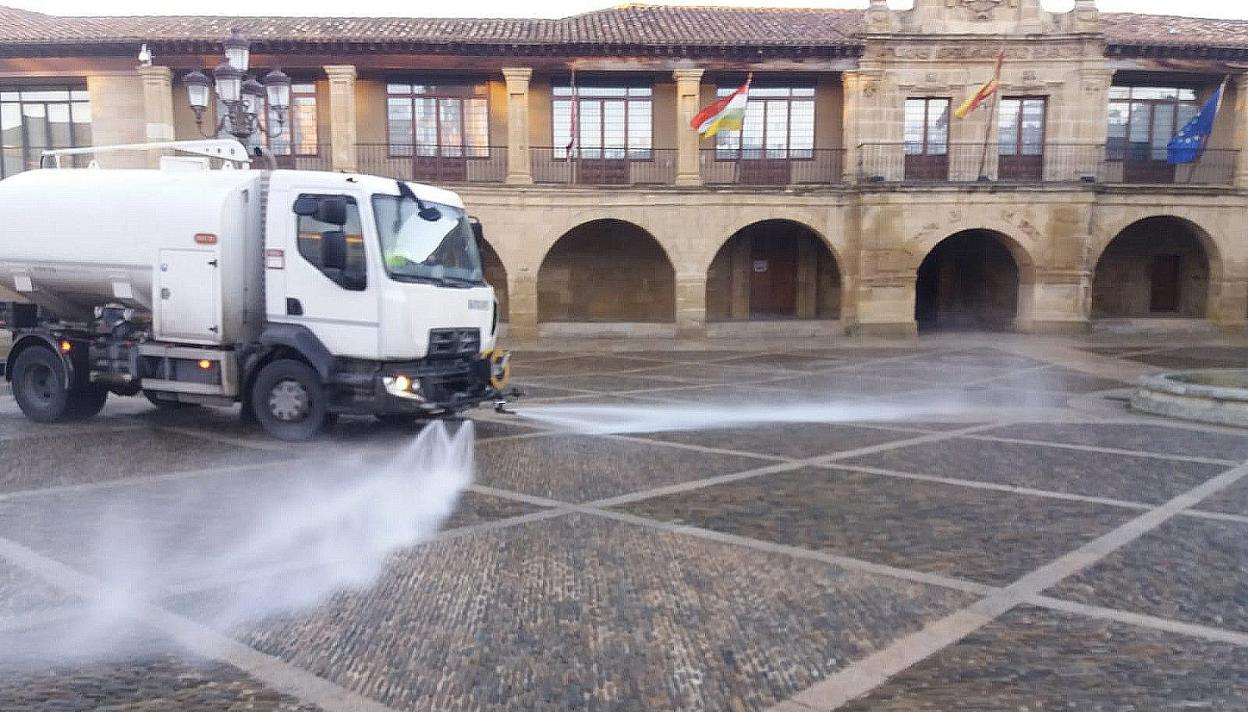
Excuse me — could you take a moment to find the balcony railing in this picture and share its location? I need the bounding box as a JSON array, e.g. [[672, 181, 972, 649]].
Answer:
[[270, 143, 333, 171], [859, 143, 1239, 187], [1103, 146, 1237, 186], [531, 148, 678, 185], [356, 144, 507, 184], [859, 143, 1104, 184], [701, 148, 845, 186]]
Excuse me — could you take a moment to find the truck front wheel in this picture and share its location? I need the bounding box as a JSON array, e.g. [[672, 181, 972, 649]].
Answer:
[[251, 359, 329, 441]]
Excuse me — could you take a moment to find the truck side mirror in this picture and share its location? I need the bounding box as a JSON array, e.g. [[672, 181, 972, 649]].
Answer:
[[469, 217, 484, 243], [321, 230, 348, 271]]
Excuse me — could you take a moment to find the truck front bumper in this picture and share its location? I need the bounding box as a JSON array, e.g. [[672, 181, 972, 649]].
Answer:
[[373, 351, 511, 415]]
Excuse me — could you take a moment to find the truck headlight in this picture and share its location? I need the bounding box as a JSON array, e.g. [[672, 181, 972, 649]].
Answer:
[[382, 375, 425, 401]]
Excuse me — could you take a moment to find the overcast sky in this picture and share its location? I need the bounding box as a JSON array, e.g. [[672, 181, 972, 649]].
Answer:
[[6, 0, 1247, 19]]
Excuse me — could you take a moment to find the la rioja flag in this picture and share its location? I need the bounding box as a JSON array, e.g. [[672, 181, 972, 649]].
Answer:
[[691, 77, 751, 138]]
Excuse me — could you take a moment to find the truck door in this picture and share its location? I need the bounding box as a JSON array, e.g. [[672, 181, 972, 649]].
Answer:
[[157, 249, 222, 343], [272, 192, 381, 359]]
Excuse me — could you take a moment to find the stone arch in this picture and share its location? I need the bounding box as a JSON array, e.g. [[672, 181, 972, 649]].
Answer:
[[476, 238, 509, 323], [1092, 216, 1216, 319], [537, 219, 676, 324], [915, 229, 1026, 331], [705, 219, 842, 321]]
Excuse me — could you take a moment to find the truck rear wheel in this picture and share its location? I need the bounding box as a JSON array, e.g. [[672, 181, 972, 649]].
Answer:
[[11, 346, 71, 423], [251, 359, 329, 441]]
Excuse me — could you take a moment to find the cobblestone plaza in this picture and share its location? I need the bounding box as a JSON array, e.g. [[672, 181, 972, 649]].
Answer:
[[1, 334, 1246, 710]]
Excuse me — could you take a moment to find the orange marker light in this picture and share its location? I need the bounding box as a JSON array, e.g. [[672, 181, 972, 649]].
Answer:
[[197, 359, 212, 370], [59, 340, 72, 352], [194, 233, 218, 245]]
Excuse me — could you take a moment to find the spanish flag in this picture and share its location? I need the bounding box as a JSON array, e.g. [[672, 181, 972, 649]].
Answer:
[[692, 76, 751, 138], [955, 50, 1004, 120]]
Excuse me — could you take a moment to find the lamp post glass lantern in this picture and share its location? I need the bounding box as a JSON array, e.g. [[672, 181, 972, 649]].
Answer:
[[183, 29, 289, 141]]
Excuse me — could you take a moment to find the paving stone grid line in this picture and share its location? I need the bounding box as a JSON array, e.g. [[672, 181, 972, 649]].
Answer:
[[0, 339, 1246, 712]]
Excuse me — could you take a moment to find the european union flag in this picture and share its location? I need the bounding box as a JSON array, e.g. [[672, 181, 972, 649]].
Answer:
[[1168, 86, 1223, 164]]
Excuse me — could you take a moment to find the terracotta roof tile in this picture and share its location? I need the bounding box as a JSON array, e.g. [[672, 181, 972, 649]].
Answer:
[[0, 4, 1245, 54]]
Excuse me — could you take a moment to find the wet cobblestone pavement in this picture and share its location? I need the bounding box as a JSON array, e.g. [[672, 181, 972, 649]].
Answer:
[[0, 335, 1246, 710]]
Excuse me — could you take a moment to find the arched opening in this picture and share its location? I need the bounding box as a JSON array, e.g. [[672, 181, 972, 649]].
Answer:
[[477, 239, 509, 323], [1092, 217, 1211, 319], [537, 219, 675, 323], [915, 230, 1021, 332], [706, 220, 841, 321]]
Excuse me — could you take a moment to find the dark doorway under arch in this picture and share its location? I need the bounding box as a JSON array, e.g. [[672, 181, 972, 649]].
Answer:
[[478, 239, 509, 323], [915, 230, 1021, 332], [537, 220, 675, 323], [706, 220, 841, 321], [1092, 217, 1211, 319]]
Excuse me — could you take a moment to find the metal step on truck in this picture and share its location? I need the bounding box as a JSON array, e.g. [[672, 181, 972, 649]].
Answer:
[[0, 140, 512, 440]]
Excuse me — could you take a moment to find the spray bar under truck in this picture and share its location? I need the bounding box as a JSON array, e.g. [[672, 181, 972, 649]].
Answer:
[[0, 140, 513, 440]]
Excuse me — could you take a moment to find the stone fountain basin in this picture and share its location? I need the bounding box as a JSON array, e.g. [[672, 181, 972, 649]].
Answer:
[[1131, 369, 1248, 429]]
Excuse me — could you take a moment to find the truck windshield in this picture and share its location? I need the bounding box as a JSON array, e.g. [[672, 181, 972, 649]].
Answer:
[[371, 195, 484, 286]]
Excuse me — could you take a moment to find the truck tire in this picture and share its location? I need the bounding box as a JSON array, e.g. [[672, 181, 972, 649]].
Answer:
[[11, 346, 72, 423], [65, 384, 108, 421], [251, 359, 329, 441]]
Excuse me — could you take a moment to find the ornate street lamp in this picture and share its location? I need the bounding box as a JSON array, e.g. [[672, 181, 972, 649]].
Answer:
[[183, 29, 290, 141]]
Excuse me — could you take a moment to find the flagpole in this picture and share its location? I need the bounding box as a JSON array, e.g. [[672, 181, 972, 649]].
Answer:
[[1186, 75, 1229, 185], [978, 42, 1005, 181]]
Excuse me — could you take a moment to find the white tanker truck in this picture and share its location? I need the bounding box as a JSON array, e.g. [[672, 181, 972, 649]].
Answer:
[[0, 140, 511, 440]]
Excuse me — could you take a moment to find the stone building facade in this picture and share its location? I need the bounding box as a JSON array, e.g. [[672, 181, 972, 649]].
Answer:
[[0, 0, 1245, 338]]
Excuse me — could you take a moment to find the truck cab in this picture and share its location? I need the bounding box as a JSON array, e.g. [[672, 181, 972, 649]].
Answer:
[[0, 141, 510, 440]]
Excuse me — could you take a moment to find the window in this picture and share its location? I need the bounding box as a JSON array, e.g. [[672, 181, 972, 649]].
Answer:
[[0, 85, 91, 178], [552, 85, 652, 160], [715, 86, 815, 159], [387, 83, 489, 158], [904, 98, 950, 156], [998, 97, 1046, 156], [1108, 86, 1200, 161], [372, 196, 483, 285], [295, 194, 367, 291], [268, 83, 318, 156]]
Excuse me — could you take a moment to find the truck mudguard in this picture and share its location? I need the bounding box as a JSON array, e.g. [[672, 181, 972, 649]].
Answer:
[[5, 333, 81, 388], [254, 323, 336, 383]]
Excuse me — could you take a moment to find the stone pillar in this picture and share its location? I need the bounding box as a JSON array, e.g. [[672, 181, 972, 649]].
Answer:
[[673, 69, 704, 186], [841, 71, 863, 185], [1209, 278, 1248, 331], [675, 273, 707, 337], [325, 65, 357, 172], [86, 72, 146, 168], [138, 65, 175, 151], [503, 68, 533, 185], [507, 270, 539, 340], [1234, 74, 1248, 189], [851, 276, 918, 336], [1015, 271, 1090, 334]]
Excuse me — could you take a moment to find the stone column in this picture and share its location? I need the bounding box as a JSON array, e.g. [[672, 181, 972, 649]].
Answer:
[[673, 69, 704, 186], [507, 270, 539, 339], [138, 65, 175, 156], [86, 72, 146, 168], [503, 68, 533, 185], [1234, 74, 1248, 189], [840, 71, 863, 185], [324, 65, 357, 172], [675, 273, 708, 337], [1015, 271, 1090, 334]]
